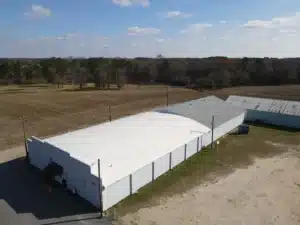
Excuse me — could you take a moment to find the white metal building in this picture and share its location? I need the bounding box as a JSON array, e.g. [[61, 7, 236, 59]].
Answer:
[[155, 96, 246, 141], [27, 95, 245, 212], [226, 95, 300, 129]]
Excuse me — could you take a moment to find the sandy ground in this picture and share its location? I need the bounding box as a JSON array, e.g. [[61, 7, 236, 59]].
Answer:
[[118, 142, 300, 225], [0, 146, 25, 163]]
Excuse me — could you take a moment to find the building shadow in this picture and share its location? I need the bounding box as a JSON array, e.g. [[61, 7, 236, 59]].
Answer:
[[245, 121, 300, 133], [0, 157, 100, 222], [63, 86, 122, 92]]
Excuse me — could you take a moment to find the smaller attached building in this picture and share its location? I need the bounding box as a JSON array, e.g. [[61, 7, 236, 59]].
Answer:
[[226, 95, 300, 129], [155, 95, 246, 142]]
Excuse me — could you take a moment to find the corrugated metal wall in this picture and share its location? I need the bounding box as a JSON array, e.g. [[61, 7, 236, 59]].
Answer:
[[213, 113, 246, 141], [245, 110, 300, 129], [102, 176, 130, 210], [27, 137, 101, 208]]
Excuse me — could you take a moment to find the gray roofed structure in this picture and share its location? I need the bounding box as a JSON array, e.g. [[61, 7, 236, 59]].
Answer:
[[226, 95, 300, 116], [154, 95, 246, 128]]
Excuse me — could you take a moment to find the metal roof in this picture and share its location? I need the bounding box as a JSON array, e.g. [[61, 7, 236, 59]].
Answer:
[[43, 111, 210, 187], [154, 95, 246, 128], [38, 96, 245, 187], [226, 95, 300, 116]]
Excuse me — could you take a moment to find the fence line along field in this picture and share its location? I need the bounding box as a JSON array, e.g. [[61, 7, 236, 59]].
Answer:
[[1, 84, 300, 152], [0, 84, 201, 151]]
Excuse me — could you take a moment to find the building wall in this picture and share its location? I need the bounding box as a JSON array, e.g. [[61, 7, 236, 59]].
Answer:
[[198, 112, 246, 148], [201, 131, 211, 148], [28, 138, 100, 208], [171, 145, 185, 168], [213, 113, 246, 141], [28, 137, 54, 170], [102, 176, 130, 210], [154, 153, 171, 179], [101, 136, 200, 211], [245, 110, 300, 129], [131, 163, 152, 194], [186, 138, 198, 159]]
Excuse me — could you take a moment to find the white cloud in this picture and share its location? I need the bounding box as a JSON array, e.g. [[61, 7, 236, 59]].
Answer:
[[128, 26, 160, 35], [24, 4, 52, 18], [163, 11, 192, 19], [220, 20, 228, 24], [57, 33, 78, 40], [242, 12, 300, 29], [112, 0, 149, 7], [279, 29, 296, 33], [242, 20, 274, 29], [40, 33, 78, 41], [180, 23, 212, 34], [155, 38, 165, 43], [3, 12, 300, 58]]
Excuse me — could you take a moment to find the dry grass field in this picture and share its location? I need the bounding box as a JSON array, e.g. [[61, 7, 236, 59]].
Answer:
[[0, 84, 300, 225], [0, 84, 300, 151]]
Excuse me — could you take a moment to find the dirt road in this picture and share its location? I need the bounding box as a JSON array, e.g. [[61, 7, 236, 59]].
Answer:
[[0, 146, 25, 163], [119, 143, 300, 225]]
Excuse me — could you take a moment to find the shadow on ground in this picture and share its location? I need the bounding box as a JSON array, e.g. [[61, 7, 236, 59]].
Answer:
[[246, 121, 300, 133], [0, 157, 111, 225], [63, 86, 122, 92]]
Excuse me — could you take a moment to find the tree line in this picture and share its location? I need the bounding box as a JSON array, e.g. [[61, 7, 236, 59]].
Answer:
[[1, 56, 300, 89]]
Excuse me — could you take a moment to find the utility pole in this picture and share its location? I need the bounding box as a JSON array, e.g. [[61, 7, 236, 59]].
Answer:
[[97, 159, 103, 218], [166, 85, 169, 107], [21, 116, 29, 162], [108, 104, 112, 122], [211, 115, 215, 149]]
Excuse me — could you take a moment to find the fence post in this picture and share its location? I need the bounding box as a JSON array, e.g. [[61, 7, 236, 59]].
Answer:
[[197, 137, 200, 153], [97, 159, 103, 218], [129, 174, 133, 195], [169, 152, 172, 170], [211, 115, 215, 149], [151, 162, 155, 182], [184, 144, 187, 160], [113, 208, 117, 221], [21, 116, 29, 163], [108, 104, 112, 122]]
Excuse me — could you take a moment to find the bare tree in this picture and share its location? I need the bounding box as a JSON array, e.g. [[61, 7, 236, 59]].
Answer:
[[72, 62, 87, 89], [116, 68, 127, 89]]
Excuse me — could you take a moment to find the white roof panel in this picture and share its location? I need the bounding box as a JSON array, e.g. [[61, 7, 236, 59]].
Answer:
[[44, 111, 210, 187], [154, 96, 245, 128], [226, 95, 300, 116]]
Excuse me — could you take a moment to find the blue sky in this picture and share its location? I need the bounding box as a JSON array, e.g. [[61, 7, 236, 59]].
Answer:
[[1, 0, 300, 58]]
